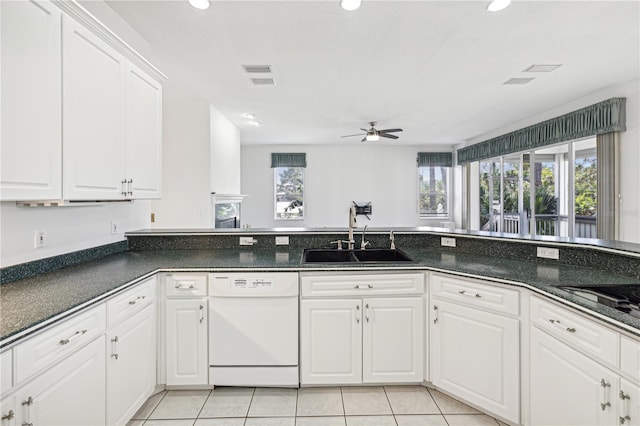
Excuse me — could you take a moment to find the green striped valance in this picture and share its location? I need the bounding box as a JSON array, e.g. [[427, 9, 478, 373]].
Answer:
[[417, 152, 453, 167], [457, 97, 626, 164], [271, 152, 306, 168]]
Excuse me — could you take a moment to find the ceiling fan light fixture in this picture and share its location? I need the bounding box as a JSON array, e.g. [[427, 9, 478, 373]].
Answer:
[[341, 0, 362, 12], [188, 0, 210, 10], [487, 0, 511, 12], [365, 133, 379, 142]]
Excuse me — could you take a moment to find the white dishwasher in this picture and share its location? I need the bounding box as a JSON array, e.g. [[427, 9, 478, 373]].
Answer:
[[208, 272, 299, 386]]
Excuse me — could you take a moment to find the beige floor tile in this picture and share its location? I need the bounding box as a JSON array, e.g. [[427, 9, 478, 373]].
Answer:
[[244, 417, 295, 426], [131, 391, 166, 419], [384, 385, 440, 415], [194, 418, 245, 426], [395, 414, 449, 426], [295, 417, 347, 426], [345, 415, 396, 426], [143, 420, 195, 426], [199, 387, 254, 418], [341, 387, 392, 416], [149, 390, 210, 419], [297, 387, 344, 417], [247, 387, 298, 417], [444, 414, 500, 426], [428, 388, 480, 414]]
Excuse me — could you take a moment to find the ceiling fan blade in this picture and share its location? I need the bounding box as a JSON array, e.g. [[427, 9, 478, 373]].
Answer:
[[361, 136, 367, 142], [341, 133, 366, 138], [379, 128, 403, 133], [380, 133, 399, 139]]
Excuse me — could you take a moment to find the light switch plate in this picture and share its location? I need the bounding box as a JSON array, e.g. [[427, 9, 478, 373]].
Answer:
[[441, 237, 456, 247], [239, 237, 257, 246], [537, 247, 559, 260]]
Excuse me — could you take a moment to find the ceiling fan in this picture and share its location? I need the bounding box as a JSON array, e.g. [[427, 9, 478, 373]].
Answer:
[[341, 122, 403, 142]]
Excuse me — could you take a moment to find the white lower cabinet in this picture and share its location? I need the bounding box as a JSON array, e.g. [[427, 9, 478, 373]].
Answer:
[[620, 378, 639, 426], [165, 298, 208, 385], [106, 304, 156, 426], [1, 396, 16, 426], [431, 299, 519, 423], [300, 296, 423, 385], [15, 336, 106, 426], [530, 326, 619, 425]]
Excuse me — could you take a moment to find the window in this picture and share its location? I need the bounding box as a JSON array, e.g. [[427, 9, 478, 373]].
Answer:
[[417, 152, 452, 219], [271, 153, 306, 220], [274, 166, 304, 220]]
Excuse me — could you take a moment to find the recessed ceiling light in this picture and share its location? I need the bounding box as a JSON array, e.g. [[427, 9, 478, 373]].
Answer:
[[503, 77, 535, 85], [251, 78, 276, 86], [341, 0, 362, 11], [249, 121, 262, 126], [188, 0, 209, 10], [244, 113, 256, 119], [242, 65, 273, 74], [487, 0, 511, 12], [523, 64, 563, 73]]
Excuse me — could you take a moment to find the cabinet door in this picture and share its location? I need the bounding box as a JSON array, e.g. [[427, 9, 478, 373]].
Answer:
[[431, 299, 519, 423], [62, 16, 126, 200], [0, 395, 16, 426], [165, 299, 208, 385], [619, 378, 638, 426], [0, 0, 62, 200], [300, 299, 362, 385], [106, 304, 156, 426], [16, 337, 106, 426], [362, 297, 423, 383], [125, 63, 162, 199], [530, 326, 618, 426]]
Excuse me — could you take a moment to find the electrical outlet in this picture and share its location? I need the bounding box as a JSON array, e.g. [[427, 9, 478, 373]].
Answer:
[[34, 230, 46, 248], [441, 237, 456, 248], [275, 236, 289, 245], [239, 236, 258, 246], [111, 221, 119, 235], [150, 213, 155, 223], [537, 246, 560, 260]]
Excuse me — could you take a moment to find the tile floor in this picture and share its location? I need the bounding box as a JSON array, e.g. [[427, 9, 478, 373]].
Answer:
[[127, 386, 508, 426]]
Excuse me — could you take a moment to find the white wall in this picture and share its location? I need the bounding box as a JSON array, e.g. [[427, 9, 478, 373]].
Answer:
[[0, 201, 150, 267], [241, 144, 456, 229], [150, 101, 212, 228], [463, 78, 640, 244], [210, 105, 241, 194]]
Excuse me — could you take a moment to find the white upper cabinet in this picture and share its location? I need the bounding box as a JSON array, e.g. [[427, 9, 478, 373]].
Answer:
[[0, 0, 62, 201], [62, 15, 127, 200], [125, 63, 163, 199]]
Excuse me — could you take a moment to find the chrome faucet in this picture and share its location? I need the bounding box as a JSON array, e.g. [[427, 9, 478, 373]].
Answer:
[[347, 206, 357, 250], [360, 225, 370, 250], [390, 230, 396, 250]]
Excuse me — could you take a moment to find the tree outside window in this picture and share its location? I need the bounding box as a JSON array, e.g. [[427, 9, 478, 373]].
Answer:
[[275, 167, 304, 220], [418, 166, 449, 218]]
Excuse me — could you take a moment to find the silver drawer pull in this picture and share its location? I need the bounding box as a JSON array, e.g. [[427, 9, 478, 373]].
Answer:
[[458, 290, 466, 294], [22, 423, 34, 426], [566, 327, 576, 333], [128, 295, 146, 305], [621, 415, 631, 424], [59, 329, 87, 345], [1, 410, 14, 420], [175, 283, 195, 289], [600, 402, 611, 410], [474, 293, 482, 298], [21, 397, 33, 406], [354, 284, 374, 289]]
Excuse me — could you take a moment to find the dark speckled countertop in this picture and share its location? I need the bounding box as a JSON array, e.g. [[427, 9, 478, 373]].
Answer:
[[2, 246, 640, 347]]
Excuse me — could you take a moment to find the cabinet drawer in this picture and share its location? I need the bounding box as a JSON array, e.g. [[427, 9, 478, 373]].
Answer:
[[15, 304, 106, 384], [530, 295, 619, 366], [165, 273, 207, 297], [1, 350, 12, 394], [107, 277, 155, 327], [301, 272, 424, 298], [430, 273, 519, 316], [621, 335, 640, 381]]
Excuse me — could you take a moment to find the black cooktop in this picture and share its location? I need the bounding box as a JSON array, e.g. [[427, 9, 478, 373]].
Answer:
[[559, 285, 640, 318]]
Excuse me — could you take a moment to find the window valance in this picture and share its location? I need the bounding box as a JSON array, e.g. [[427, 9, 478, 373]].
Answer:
[[457, 97, 626, 164], [417, 152, 453, 167], [271, 153, 307, 168]]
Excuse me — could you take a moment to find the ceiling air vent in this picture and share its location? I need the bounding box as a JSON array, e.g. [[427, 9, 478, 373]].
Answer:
[[503, 77, 535, 85], [243, 65, 272, 73], [251, 78, 276, 86], [523, 64, 562, 73]]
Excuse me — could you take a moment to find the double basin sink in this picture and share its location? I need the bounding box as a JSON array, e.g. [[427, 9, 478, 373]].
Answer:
[[302, 248, 415, 264]]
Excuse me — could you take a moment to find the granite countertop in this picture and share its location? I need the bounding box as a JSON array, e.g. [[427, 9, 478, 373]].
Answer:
[[2, 247, 640, 347]]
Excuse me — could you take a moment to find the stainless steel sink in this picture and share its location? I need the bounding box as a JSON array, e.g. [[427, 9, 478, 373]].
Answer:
[[302, 248, 415, 264]]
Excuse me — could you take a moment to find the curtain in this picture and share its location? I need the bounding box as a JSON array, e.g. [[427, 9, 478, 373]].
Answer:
[[417, 152, 453, 167], [596, 132, 619, 240], [457, 97, 626, 164], [271, 152, 307, 168]]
